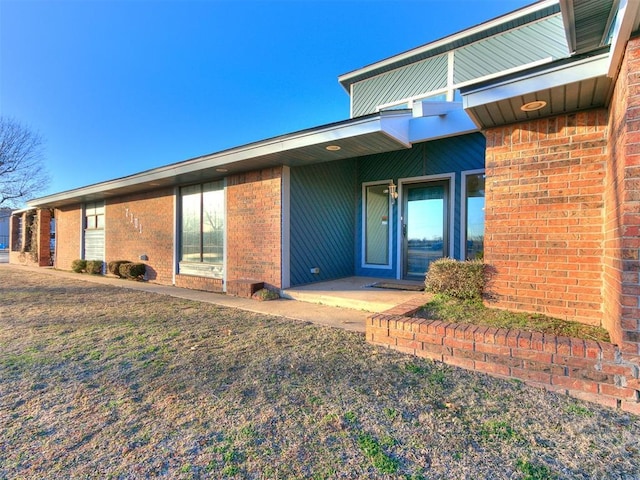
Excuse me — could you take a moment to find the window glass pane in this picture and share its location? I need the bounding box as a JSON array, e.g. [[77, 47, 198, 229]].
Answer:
[[202, 182, 224, 266], [181, 185, 201, 262], [365, 184, 390, 265], [380, 102, 409, 111], [96, 214, 105, 229], [465, 173, 485, 260]]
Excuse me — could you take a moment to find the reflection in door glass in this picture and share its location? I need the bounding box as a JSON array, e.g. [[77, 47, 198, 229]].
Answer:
[[406, 184, 445, 278], [465, 173, 485, 260]]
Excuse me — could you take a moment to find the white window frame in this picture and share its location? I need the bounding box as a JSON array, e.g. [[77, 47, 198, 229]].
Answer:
[[178, 181, 226, 280], [361, 180, 393, 270], [396, 173, 455, 279], [461, 169, 485, 260]]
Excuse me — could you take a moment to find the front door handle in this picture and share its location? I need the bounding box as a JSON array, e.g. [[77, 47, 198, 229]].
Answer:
[[402, 223, 407, 237]]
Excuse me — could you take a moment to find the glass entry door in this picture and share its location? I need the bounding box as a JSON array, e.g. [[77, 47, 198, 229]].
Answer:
[[402, 181, 449, 279]]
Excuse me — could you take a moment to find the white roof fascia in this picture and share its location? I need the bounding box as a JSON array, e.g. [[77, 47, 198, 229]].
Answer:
[[462, 52, 609, 109], [27, 112, 412, 208], [338, 0, 559, 90], [409, 106, 479, 144], [558, 0, 577, 53], [606, 0, 640, 78], [379, 113, 412, 147], [412, 101, 463, 117], [9, 207, 34, 215]]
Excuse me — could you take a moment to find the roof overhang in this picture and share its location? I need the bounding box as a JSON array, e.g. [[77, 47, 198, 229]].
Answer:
[[409, 102, 480, 142], [338, 0, 559, 92], [461, 52, 611, 129], [605, 0, 640, 77], [28, 112, 412, 209]]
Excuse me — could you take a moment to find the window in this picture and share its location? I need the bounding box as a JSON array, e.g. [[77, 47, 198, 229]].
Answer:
[[85, 202, 104, 229], [463, 171, 485, 260], [180, 181, 225, 277], [363, 182, 392, 268], [12, 214, 23, 251]]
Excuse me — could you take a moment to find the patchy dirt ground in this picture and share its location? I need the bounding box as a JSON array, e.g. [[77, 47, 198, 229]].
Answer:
[[1, 266, 639, 479]]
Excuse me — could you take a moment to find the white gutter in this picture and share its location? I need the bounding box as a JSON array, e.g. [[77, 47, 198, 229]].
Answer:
[[462, 53, 609, 108], [607, 0, 640, 78]]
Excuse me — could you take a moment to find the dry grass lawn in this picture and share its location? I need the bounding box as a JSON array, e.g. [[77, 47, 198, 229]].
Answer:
[[1, 266, 639, 479]]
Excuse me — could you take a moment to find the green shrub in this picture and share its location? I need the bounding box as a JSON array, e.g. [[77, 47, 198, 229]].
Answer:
[[71, 259, 86, 273], [425, 258, 486, 299], [85, 260, 104, 275], [108, 260, 131, 277], [119, 262, 146, 280]]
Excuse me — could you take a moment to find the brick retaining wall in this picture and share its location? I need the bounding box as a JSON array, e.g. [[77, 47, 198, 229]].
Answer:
[[367, 297, 640, 413]]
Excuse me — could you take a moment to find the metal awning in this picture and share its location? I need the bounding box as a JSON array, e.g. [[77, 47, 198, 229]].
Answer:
[[29, 111, 412, 209]]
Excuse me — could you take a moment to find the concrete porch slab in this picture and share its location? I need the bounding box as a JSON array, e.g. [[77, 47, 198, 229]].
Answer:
[[282, 276, 427, 313]]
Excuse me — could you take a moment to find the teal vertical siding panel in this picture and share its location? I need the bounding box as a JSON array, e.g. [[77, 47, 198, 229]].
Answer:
[[356, 133, 485, 278], [290, 160, 357, 286]]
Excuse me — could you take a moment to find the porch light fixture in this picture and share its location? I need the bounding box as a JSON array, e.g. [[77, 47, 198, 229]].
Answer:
[[325, 145, 341, 151], [215, 168, 228, 172], [388, 180, 398, 204], [520, 100, 547, 112]]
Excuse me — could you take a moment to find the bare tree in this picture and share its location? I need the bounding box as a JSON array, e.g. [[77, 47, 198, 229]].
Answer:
[[0, 117, 49, 208]]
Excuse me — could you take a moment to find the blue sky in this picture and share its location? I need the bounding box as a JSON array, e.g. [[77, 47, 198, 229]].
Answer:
[[1, 0, 533, 200]]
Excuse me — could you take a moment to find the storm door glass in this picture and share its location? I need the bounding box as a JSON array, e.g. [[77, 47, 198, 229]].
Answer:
[[404, 182, 448, 279], [364, 184, 390, 266], [465, 173, 485, 260]]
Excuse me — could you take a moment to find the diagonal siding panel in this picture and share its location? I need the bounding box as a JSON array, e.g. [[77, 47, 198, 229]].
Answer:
[[356, 133, 486, 275], [351, 13, 569, 118], [290, 160, 357, 286], [352, 54, 448, 117], [454, 15, 569, 84]]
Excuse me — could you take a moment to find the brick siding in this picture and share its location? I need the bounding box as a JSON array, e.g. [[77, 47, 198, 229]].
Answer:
[[484, 112, 608, 327], [226, 167, 282, 289], [105, 188, 174, 284], [54, 205, 83, 270], [368, 300, 640, 413], [174, 274, 223, 293], [605, 36, 640, 354]]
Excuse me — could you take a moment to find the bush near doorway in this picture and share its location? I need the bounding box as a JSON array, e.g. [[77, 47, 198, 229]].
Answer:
[[425, 258, 485, 300]]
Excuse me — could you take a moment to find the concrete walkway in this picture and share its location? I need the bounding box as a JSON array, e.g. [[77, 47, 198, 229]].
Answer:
[[0, 264, 427, 334]]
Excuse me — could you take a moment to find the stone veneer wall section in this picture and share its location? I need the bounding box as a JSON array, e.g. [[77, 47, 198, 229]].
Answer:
[[105, 188, 174, 284], [605, 35, 640, 354], [8, 209, 51, 267], [484, 111, 608, 326], [226, 167, 282, 289], [53, 205, 82, 271], [35, 209, 52, 267]]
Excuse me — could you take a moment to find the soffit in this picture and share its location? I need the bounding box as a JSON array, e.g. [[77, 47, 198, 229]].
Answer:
[[28, 113, 412, 209], [462, 52, 612, 129], [564, 0, 617, 54]]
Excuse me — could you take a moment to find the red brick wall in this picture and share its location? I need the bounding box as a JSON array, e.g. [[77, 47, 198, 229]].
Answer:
[[105, 188, 175, 284], [227, 167, 282, 289], [174, 274, 223, 292], [36, 209, 52, 266], [54, 205, 82, 271], [368, 300, 640, 413], [605, 36, 640, 353], [484, 112, 608, 326]]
